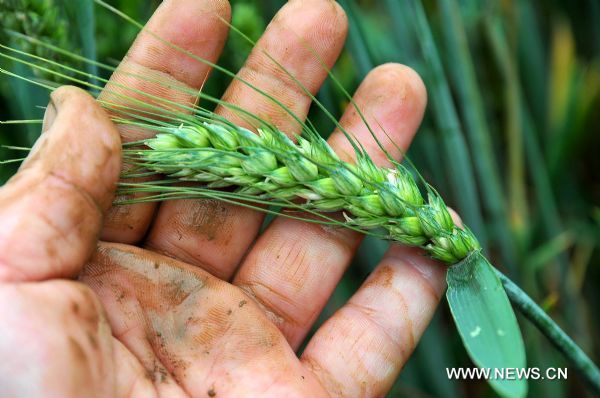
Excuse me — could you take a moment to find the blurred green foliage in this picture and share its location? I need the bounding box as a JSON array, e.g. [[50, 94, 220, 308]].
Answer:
[[0, 0, 599, 396], [0, 0, 71, 75]]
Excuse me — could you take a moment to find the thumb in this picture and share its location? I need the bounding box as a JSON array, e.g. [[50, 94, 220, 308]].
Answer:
[[0, 86, 121, 282]]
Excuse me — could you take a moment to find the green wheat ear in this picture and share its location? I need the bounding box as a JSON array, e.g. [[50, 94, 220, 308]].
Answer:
[[122, 120, 480, 265]]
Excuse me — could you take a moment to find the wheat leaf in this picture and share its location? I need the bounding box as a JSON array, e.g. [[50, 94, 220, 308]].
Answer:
[[447, 250, 527, 398]]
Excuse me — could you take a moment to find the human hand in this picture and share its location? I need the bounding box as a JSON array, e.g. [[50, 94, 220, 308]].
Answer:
[[0, 1, 446, 397]]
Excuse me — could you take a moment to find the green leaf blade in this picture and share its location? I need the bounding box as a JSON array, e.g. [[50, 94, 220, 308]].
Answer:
[[447, 250, 527, 398]]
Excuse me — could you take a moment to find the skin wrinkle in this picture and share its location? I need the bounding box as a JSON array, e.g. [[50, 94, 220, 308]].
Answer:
[[273, 0, 346, 53], [98, 246, 208, 296], [244, 280, 296, 321], [251, 233, 344, 298], [230, 64, 310, 129], [257, 370, 290, 398], [36, 91, 121, 209], [123, 369, 154, 398], [146, 346, 177, 388], [163, 277, 206, 308], [113, 318, 147, 343], [304, 315, 400, 398], [65, 336, 91, 394], [145, 203, 259, 277], [132, 44, 207, 88], [400, 258, 444, 302], [236, 283, 286, 326], [302, 356, 343, 397], [391, 287, 415, 353], [47, 171, 105, 220], [124, 1, 231, 89], [317, 222, 360, 249], [117, 124, 165, 146], [14, 281, 111, 397], [242, 56, 314, 104], [192, 310, 232, 347], [289, 249, 308, 283], [112, 57, 197, 100], [0, 260, 27, 283], [286, 216, 359, 254], [150, 320, 193, 379], [271, 238, 310, 292], [102, 70, 197, 130], [383, 248, 446, 302], [100, 5, 230, 123], [240, 220, 357, 301], [143, 240, 205, 270], [107, 201, 151, 233], [188, 199, 232, 242], [14, 90, 120, 212], [347, 322, 391, 387], [354, 268, 417, 352], [219, 69, 306, 133], [68, 285, 102, 330], [251, 0, 346, 95], [343, 303, 407, 359], [0, 170, 104, 281], [137, 312, 180, 389], [36, 207, 70, 243]]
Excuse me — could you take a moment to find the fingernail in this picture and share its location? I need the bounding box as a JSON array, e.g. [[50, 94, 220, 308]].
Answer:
[[41, 99, 57, 133], [22, 98, 58, 167]]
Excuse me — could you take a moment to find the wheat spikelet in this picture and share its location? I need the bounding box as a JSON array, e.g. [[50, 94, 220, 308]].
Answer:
[[124, 120, 480, 264]]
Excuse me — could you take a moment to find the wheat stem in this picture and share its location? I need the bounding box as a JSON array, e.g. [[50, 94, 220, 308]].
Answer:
[[496, 269, 600, 393]]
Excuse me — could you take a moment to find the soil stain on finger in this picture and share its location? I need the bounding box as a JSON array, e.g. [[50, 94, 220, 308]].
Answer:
[[364, 265, 395, 290], [189, 199, 231, 242]]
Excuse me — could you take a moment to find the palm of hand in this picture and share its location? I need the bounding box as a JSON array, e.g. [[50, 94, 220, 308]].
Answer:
[[0, 1, 446, 397]]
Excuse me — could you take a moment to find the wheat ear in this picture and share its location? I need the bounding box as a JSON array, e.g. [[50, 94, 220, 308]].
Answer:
[[124, 121, 480, 265]]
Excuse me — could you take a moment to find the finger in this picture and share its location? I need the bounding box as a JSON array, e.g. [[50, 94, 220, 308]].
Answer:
[[0, 280, 116, 396], [0, 279, 155, 397], [301, 245, 447, 397], [0, 86, 121, 282], [145, 0, 348, 279], [81, 243, 326, 396], [100, 0, 231, 244], [233, 64, 427, 348]]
